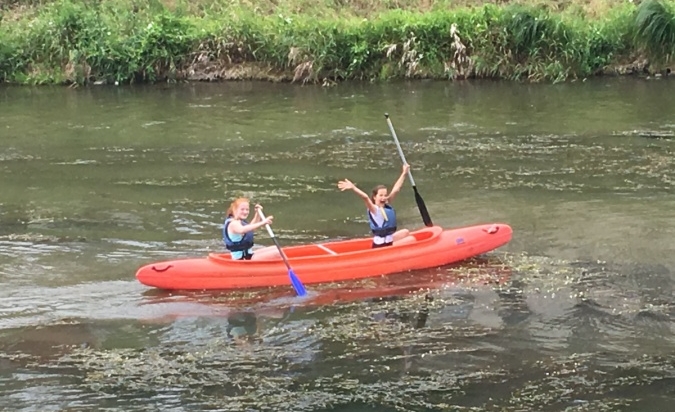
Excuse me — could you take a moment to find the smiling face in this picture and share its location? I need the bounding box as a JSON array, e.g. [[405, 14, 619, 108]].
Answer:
[[234, 201, 250, 220], [227, 198, 251, 221], [371, 186, 388, 206]]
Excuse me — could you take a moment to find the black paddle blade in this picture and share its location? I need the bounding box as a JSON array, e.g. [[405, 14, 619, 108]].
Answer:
[[413, 186, 433, 227]]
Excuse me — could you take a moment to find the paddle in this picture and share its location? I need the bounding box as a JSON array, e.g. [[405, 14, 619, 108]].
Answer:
[[384, 113, 433, 227], [257, 209, 307, 297]]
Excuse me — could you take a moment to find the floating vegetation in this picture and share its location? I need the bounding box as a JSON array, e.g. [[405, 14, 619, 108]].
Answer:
[[616, 129, 675, 139], [0, 253, 656, 410], [415, 131, 675, 193], [0, 232, 86, 243], [0, 150, 39, 162]]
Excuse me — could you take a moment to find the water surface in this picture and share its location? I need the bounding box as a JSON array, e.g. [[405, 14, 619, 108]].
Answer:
[[1, 78, 675, 411]]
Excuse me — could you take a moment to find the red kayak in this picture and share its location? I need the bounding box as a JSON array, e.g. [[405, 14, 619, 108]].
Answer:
[[135, 223, 512, 291]]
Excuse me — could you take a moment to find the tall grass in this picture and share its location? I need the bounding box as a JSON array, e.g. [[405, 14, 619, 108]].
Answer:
[[0, 0, 672, 85], [0, 0, 199, 83], [635, 0, 675, 63]]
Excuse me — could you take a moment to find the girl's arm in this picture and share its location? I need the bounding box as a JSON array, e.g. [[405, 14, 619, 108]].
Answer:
[[338, 179, 378, 215], [386, 164, 410, 203], [228, 216, 273, 235], [249, 204, 263, 224]]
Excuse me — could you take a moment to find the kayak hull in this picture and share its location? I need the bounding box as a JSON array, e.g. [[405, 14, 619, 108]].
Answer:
[[135, 223, 512, 291]]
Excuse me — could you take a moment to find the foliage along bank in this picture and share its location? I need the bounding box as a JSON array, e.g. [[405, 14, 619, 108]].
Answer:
[[0, 0, 673, 85]]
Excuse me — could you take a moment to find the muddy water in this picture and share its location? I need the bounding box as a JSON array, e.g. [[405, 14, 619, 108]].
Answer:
[[1, 78, 675, 411]]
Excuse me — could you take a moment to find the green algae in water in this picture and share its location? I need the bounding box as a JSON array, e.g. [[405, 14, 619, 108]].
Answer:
[[36, 253, 675, 410]]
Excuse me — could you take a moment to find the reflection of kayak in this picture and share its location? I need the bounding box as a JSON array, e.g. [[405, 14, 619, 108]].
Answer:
[[135, 223, 512, 291], [138, 259, 512, 322]]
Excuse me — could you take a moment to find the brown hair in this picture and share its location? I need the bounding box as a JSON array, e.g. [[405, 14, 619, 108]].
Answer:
[[226, 197, 250, 218], [371, 185, 387, 202]]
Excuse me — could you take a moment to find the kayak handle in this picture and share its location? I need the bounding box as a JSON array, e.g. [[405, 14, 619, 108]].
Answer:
[[151, 265, 173, 272], [483, 225, 499, 234]]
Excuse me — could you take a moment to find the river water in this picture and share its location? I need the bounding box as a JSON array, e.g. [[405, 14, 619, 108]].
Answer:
[[1, 78, 675, 411]]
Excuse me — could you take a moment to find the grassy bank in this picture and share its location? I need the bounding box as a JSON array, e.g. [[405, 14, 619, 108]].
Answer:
[[0, 0, 674, 85]]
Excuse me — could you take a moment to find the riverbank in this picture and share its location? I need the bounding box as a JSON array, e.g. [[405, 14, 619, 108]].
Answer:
[[0, 0, 673, 85]]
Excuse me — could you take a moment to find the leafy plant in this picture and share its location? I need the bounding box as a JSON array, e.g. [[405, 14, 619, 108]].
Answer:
[[634, 0, 675, 63], [0, 0, 669, 85]]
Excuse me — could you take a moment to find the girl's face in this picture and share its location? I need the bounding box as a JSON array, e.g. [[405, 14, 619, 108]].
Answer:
[[373, 188, 388, 205], [235, 202, 250, 220]]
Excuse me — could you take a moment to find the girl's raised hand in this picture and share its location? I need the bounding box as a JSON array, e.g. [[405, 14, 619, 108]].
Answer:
[[337, 179, 355, 191]]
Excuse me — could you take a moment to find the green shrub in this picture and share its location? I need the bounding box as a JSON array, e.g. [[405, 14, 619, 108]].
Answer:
[[0, 0, 671, 85], [635, 0, 675, 63]]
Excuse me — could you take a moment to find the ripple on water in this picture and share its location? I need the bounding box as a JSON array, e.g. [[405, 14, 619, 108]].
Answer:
[[0, 149, 39, 162], [0, 280, 146, 330], [53, 159, 98, 165], [0, 252, 674, 410]]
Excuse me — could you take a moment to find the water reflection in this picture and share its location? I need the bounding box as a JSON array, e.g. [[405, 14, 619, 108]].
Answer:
[[2, 253, 675, 410], [3, 78, 675, 410]]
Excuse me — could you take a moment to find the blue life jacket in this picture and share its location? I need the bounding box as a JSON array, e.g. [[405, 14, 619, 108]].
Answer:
[[223, 217, 254, 252], [368, 204, 397, 237]]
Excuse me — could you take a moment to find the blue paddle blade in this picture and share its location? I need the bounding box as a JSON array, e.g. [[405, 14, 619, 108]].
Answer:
[[288, 269, 307, 297]]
